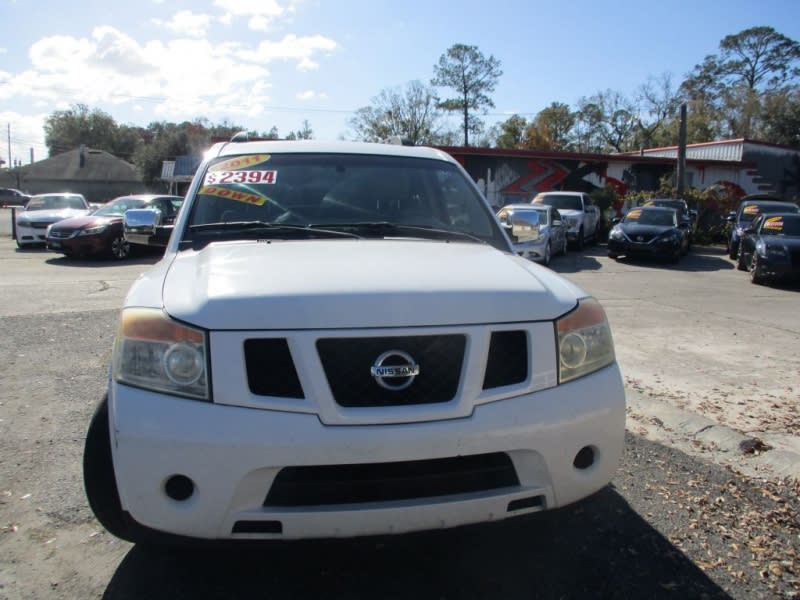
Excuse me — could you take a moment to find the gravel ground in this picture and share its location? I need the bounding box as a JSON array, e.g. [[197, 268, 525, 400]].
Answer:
[[1, 308, 799, 599]]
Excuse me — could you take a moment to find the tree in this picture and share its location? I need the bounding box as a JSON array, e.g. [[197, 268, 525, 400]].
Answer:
[[286, 120, 314, 140], [575, 90, 639, 153], [493, 114, 528, 149], [431, 44, 503, 146], [350, 81, 450, 145], [682, 27, 800, 138], [761, 87, 800, 147], [523, 102, 576, 150], [634, 73, 682, 149], [43, 104, 141, 158]]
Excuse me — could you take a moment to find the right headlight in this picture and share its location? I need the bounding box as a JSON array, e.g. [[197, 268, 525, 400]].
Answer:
[[556, 298, 616, 384], [112, 308, 209, 400]]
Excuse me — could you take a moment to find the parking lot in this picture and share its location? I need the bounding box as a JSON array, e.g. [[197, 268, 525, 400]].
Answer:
[[1, 208, 799, 599]]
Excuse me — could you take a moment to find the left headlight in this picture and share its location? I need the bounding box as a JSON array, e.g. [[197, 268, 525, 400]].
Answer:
[[556, 298, 616, 384], [78, 225, 108, 236], [112, 308, 209, 400]]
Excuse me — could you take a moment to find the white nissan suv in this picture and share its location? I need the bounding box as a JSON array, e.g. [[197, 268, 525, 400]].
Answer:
[[83, 137, 625, 543]]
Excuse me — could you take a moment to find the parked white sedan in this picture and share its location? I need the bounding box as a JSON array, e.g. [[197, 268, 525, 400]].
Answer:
[[15, 193, 92, 248]]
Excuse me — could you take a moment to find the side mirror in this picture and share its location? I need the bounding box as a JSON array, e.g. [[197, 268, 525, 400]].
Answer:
[[510, 212, 540, 243], [742, 226, 756, 235], [124, 208, 169, 246], [552, 219, 563, 227]]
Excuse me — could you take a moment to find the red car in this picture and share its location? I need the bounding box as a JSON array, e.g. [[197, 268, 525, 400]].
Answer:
[[46, 194, 183, 259]]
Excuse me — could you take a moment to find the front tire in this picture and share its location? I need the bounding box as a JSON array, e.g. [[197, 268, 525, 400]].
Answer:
[[728, 239, 738, 260], [561, 235, 568, 256], [83, 396, 137, 543], [109, 235, 132, 260], [542, 241, 551, 266], [575, 228, 584, 251], [749, 255, 766, 285], [736, 249, 748, 271], [608, 252, 618, 259]]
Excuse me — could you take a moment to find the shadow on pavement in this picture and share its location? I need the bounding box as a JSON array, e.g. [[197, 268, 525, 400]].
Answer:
[[44, 252, 163, 268], [102, 487, 730, 600]]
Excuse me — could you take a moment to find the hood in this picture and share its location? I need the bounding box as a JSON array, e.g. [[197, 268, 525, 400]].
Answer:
[[49, 214, 118, 230], [161, 240, 582, 329], [762, 235, 800, 249], [619, 223, 675, 236], [18, 208, 90, 223]]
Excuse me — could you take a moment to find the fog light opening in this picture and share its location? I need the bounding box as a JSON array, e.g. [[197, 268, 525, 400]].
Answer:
[[164, 474, 195, 501], [573, 446, 596, 470]]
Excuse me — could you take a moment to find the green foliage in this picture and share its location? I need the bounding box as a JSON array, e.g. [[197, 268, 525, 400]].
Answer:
[[44, 104, 143, 158], [494, 114, 528, 149], [349, 81, 450, 145], [431, 44, 502, 146], [523, 102, 576, 150]]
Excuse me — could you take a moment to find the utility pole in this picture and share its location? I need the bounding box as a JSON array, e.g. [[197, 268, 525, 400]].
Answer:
[[677, 103, 687, 197], [6, 124, 11, 169]]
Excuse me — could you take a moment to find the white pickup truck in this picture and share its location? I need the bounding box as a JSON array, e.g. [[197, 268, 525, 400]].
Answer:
[[532, 191, 601, 249], [83, 139, 625, 544]]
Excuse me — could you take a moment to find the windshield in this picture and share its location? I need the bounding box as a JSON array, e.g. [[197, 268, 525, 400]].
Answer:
[[25, 195, 86, 211], [532, 194, 582, 211], [739, 203, 799, 224], [185, 153, 504, 248], [623, 208, 676, 227], [643, 199, 687, 215], [93, 198, 147, 216], [760, 215, 800, 236]]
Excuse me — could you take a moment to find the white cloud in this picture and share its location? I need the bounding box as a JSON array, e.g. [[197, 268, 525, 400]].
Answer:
[[1, 111, 49, 164], [236, 34, 336, 69], [213, 0, 302, 31], [0, 48, 7, 54], [296, 90, 328, 101], [152, 10, 212, 38]]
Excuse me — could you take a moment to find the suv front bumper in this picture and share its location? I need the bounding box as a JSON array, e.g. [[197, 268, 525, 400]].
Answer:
[[109, 364, 625, 540]]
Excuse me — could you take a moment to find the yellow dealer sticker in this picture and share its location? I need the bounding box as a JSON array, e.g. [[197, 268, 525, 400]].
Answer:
[[764, 216, 784, 230], [209, 154, 270, 172], [627, 209, 642, 219], [643, 201, 655, 206], [743, 205, 760, 214], [199, 185, 267, 206]]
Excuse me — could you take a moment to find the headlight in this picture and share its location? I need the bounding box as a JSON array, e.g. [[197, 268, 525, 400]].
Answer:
[[659, 230, 682, 242], [609, 228, 624, 240], [112, 308, 208, 400], [556, 298, 616, 384], [78, 225, 108, 236], [766, 245, 788, 258], [16, 217, 30, 227]]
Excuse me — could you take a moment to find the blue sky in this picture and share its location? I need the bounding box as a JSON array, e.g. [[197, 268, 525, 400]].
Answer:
[[1, 0, 799, 164]]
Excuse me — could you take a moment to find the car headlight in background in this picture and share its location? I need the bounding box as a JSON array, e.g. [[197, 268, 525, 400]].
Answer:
[[112, 308, 209, 400], [556, 298, 616, 384], [760, 243, 788, 259], [609, 228, 624, 240], [78, 225, 108, 236]]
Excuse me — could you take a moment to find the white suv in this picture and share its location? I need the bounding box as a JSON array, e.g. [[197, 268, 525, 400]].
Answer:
[[83, 138, 625, 543]]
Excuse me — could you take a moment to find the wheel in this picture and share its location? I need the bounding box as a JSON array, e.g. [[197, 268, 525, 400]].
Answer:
[[575, 228, 584, 251], [736, 248, 748, 271], [561, 235, 568, 256], [109, 235, 132, 260], [728, 239, 738, 260], [608, 252, 618, 259], [83, 396, 138, 543], [542, 241, 551, 266], [749, 255, 765, 285]]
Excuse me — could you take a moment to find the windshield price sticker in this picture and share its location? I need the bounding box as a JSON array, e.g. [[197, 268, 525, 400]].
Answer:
[[204, 170, 277, 185], [743, 205, 760, 215], [627, 209, 642, 219], [643, 201, 655, 206], [764, 216, 784, 230], [199, 185, 267, 206], [209, 155, 270, 172]]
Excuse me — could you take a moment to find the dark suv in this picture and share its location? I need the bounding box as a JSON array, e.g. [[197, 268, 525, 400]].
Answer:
[[727, 197, 800, 259]]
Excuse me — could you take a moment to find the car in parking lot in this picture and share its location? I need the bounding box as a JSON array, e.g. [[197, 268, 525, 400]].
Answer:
[[607, 206, 688, 262], [46, 194, 183, 259], [495, 203, 567, 265], [83, 138, 625, 545], [14, 193, 92, 248], [640, 198, 693, 246], [726, 197, 799, 259], [0, 187, 31, 207], [736, 212, 800, 284]]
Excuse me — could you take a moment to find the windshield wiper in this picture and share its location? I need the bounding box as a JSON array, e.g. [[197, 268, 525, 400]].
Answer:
[[188, 221, 362, 239], [307, 222, 487, 244]]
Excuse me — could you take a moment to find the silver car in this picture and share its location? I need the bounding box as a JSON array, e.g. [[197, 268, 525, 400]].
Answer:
[[496, 204, 567, 266]]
